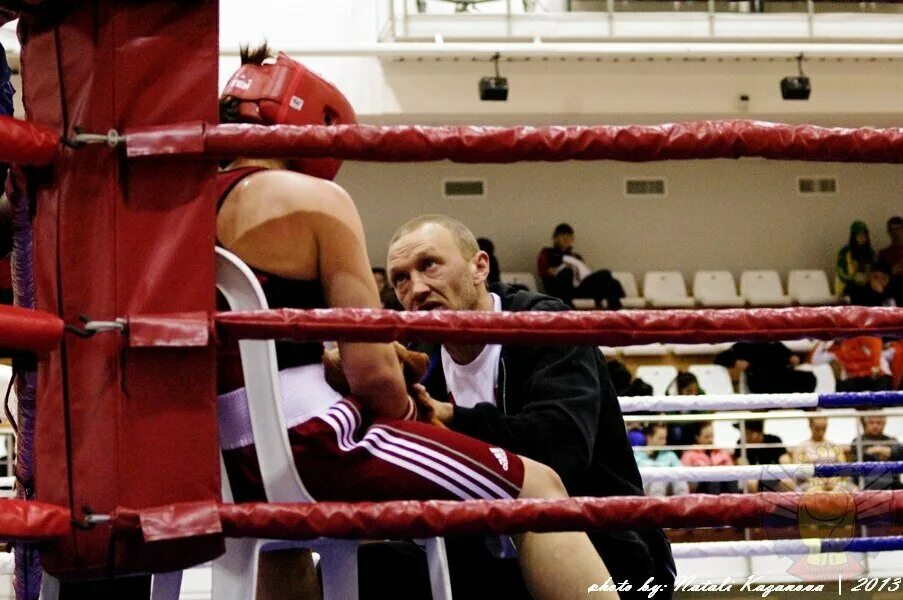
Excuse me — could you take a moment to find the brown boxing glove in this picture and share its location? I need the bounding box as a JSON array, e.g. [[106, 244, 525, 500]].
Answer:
[[322, 341, 430, 397]]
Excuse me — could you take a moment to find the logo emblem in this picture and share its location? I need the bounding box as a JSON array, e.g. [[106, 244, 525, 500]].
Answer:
[[289, 96, 304, 111], [490, 447, 509, 471]]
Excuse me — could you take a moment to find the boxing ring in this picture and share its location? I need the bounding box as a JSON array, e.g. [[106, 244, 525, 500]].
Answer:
[[1, 2, 903, 597]]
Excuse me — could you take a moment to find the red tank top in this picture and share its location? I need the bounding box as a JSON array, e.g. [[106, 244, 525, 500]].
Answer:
[[216, 167, 327, 394]]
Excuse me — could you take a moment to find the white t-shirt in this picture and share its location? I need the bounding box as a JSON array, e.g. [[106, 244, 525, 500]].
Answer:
[[441, 293, 502, 409]]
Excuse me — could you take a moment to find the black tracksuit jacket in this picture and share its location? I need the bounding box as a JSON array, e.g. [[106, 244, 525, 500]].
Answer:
[[420, 284, 676, 596]]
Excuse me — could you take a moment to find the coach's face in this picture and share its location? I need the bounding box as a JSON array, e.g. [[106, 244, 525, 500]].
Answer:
[[387, 223, 485, 312]]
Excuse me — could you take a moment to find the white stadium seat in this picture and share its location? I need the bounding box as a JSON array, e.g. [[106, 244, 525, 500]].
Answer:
[[739, 270, 792, 307], [643, 271, 695, 308], [666, 343, 732, 356], [692, 270, 744, 307], [619, 344, 669, 357], [500, 271, 538, 292], [634, 365, 679, 397], [787, 269, 838, 306], [611, 271, 646, 308], [687, 364, 735, 395]]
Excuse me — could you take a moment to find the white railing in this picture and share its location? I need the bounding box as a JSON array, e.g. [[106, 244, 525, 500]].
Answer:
[[383, 0, 903, 42]]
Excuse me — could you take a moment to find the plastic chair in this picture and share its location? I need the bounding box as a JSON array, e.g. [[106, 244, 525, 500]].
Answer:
[[643, 272, 695, 308], [692, 271, 744, 308], [619, 344, 669, 357], [787, 270, 838, 306], [611, 271, 646, 308], [687, 364, 734, 395], [666, 343, 732, 356], [500, 271, 538, 292], [739, 270, 792, 307], [210, 247, 452, 600], [634, 365, 679, 397]]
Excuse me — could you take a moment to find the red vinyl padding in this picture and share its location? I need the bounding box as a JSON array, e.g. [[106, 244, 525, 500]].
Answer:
[[215, 306, 903, 346], [126, 120, 903, 164]]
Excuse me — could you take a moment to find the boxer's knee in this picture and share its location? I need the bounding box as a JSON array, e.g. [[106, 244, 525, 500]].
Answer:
[[518, 456, 568, 500]]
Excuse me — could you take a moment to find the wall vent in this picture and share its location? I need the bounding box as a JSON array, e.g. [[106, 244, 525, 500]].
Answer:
[[442, 178, 487, 199], [797, 176, 838, 195], [624, 177, 667, 197]]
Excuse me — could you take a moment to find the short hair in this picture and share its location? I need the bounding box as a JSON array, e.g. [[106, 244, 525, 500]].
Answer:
[[553, 223, 574, 237], [888, 216, 903, 229], [389, 214, 480, 260], [643, 422, 668, 437], [674, 371, 699, 394], [220, 43, 272, 124]]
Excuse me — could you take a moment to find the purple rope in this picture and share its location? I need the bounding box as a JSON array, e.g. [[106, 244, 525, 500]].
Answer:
[[10, 168, 42, 600], [814, 461, 903, 478], [818, 390, 903, 408], [823, 535, 903, 553]]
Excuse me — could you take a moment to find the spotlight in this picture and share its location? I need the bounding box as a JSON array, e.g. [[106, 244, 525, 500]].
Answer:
[[780, 54, 811, 101], [479, 53, 508, 101]]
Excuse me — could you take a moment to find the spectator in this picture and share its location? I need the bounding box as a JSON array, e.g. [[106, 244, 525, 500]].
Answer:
[[836, 220, 875, 298], [714, 342, 816, 394], [672, 371, 702, 396], [635, 423, 690, 497], [793, 417, 849, 492], [476, 237, 501, 286], [877, 216, 903, 305], [680, 421, 738, 494], [850, 413, 903, 490], [665, 371, 703, 448], [847, 261, 896, 307], [733, 419, 793, 492], [607, 359, 654, 398], [810, 336, 893, 392], [536, 223, 624, 309], [371, 267, 403, 310], [889, 339, 903, 391]]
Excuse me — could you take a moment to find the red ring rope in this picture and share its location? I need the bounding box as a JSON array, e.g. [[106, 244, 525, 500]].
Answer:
[[0, 305, 65, 354], [110, 490, 902, 543], [212, 305, 903, 346], [125, 121, 903, 163]]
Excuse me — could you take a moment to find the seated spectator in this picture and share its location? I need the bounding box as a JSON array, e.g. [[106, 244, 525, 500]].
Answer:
[[635, 423, 690, 497], [714, 342, 816, 394], [536, 223, 624, 309], [847, 262, 896, 307], [851, 413, 903, 490], [665, 371, 703, 447], [627, 425, 646, 448], [671, 371, 702, 396], [371, 267, 403, 310], [476, 237, 501, 287], [793, 416, 850, 492], [878, 216, 903, 305], [836, 220, 875, 299], [733, 419, 793, 492], [889, 339, 903, 391], [680, 421, 738, 494], [810, 336, 893, 392]]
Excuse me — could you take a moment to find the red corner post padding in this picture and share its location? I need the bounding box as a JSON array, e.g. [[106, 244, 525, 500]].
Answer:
[[0, 115, 59, 166], [0, 500, 70, 543], [0, 304, 63, 353], [20, 0, 222, 578], [215, 305, 903, 346]]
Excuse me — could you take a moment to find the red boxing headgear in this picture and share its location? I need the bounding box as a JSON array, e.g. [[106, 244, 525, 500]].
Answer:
[[221, 52, 357, 180]]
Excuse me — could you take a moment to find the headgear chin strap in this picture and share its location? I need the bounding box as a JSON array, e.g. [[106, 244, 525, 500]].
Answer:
[[221, 52, 357, 181]]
